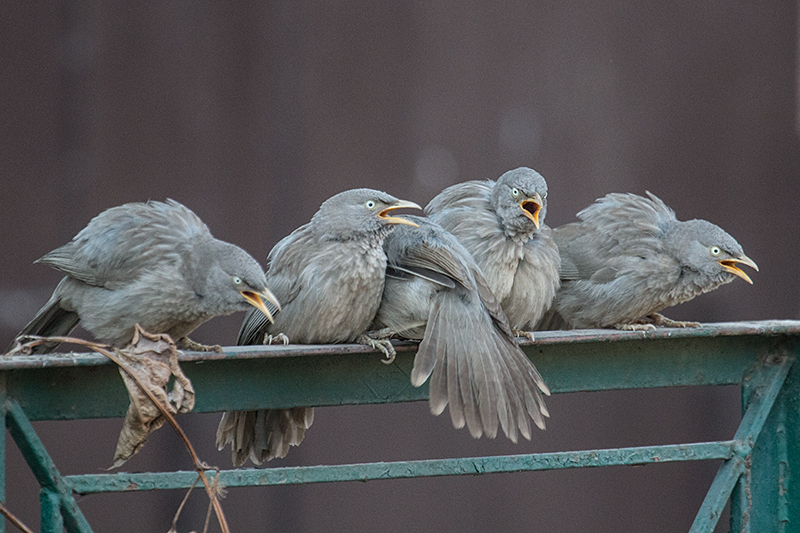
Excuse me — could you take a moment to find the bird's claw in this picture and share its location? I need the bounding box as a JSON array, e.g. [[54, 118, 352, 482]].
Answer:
[[616, 323, 657, 332], [264, 333, 290, 345], [358, 334, 396, 364], [513, 328, 536, 341], [647, 313, 701, 328], [177, 337, 223, 352]]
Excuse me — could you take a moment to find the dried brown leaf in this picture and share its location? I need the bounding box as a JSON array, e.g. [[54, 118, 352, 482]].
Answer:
[[111, 325, 195, 468]]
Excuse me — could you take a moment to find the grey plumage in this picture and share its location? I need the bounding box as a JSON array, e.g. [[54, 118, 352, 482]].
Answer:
[[8, 199, 278, 354], [544, 191, 759, 329], [216, 188, 420, 466], [371, 216, 549, 442], [426, 167, 560, 334]]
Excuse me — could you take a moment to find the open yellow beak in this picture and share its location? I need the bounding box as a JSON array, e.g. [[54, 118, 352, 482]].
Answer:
[[378, 199, 422, 227], [240, 288, 281, 323], [718, 254, 759, 285], [520, 193, 543, 229]]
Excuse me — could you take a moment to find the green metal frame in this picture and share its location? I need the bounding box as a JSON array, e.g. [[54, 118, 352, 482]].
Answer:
[[2, 320, 799, 532]]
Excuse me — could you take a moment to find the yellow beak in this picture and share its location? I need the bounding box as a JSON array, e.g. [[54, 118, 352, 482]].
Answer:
[[718, 254, 759, 285], [379, 199, 422, 227], [240, 288, 281, 323], [520, 193, 543, 229]]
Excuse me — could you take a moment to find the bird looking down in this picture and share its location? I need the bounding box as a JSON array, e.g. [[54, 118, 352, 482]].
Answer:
[[545, 191, 759, 330], [217, 188, 421, 466], [8, 199, 278, 354], [425, 167, 560, 338], [370, 216, 550, 442]]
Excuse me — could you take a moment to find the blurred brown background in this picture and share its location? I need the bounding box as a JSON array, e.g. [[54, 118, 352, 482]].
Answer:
[[2, 1, 798, 531]]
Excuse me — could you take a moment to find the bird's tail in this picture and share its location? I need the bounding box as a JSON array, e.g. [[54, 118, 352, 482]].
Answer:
[[6, 291, 80, 354], [216, 407, 314, 467], [535, 307, 571, 331], [411, 291, 549, 443]]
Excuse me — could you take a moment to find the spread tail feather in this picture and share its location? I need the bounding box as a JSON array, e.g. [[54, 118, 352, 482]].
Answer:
[[216, 407, 314, 466]]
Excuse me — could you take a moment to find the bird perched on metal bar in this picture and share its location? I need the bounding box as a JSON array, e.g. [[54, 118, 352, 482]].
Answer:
[[216, 188, 421, 466], [540, 191, 759, 330], [370, 215, 550, 442], [425, 167, 560, 339], [7, 199, 279, 354]]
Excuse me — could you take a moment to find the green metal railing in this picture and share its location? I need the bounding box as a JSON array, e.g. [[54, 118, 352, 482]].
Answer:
[[2, 320, 799, 532]]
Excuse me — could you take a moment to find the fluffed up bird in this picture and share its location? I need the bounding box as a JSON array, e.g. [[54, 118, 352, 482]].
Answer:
[[7, 199, 279, 354], [370, 216, 550, 442], [426, 167, 560, 338], [216, 188, 421, 466], [542, 191, 759, 330]]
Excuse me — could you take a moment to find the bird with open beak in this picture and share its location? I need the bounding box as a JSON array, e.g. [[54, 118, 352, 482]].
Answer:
[[425, 167, 561, 339], [217, 188, 421, 466], [540, 191, 759, 330], [8, 199, 279, 354]]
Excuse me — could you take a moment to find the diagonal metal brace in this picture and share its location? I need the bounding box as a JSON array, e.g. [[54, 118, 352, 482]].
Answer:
[[5, 400, 93, 533], [689, 354, 793, 533]]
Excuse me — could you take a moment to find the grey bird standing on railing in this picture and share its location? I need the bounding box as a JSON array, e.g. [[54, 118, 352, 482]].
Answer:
[[216, 188, 421, 466], [370, 216, 550, 442], [425, 167, 560, 339], [539, 191, 759, 330], [7, 199, 279, 354]]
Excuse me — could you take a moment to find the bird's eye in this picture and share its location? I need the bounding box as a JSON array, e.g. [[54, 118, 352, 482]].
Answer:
[[709, 246, 721, 257], [365, 200, 376, 209], [511, 187, 520, 197], [232, 276, 243, 285]]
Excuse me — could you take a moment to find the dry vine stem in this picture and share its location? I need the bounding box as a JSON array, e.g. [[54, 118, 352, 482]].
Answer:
[[11, 334, 230, 533], [0, 500, 35, 533]]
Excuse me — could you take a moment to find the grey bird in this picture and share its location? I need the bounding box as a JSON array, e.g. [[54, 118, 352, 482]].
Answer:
[[216, 188, 421, 466], [8, 199, 279, 354], [425, 167, 560, 338], [370, 216, 550, 442], [543, 191, 759, 330]]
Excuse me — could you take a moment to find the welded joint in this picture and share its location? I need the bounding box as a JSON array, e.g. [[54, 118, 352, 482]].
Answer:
[[731, 438, 753, 459]]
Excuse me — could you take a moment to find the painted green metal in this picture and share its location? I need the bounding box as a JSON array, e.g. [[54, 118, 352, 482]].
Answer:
[[66, 440, 738, 493], [5, 400, 92, 532], [0, 372, 6, 533], [2, 320, 799, 532], [40, 490, 64, 533]]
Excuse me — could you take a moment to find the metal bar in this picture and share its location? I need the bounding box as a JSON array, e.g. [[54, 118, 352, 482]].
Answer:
[[5, 400, 92, 532], [5, 321, 798, 422], [66, 440, 736, 493], [40, 490, 64, 533], [0, 373, 6, 533], [692, 354, 793, 532]]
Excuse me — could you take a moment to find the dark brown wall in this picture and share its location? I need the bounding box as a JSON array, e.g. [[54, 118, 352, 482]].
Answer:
[[2, 1, 798, 531]]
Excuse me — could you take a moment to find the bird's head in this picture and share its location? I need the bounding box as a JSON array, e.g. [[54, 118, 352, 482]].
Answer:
[[672, 219, 759, 288], [201, 242, 280, 322], [312, 188, 422, 240], [491, 167, 549, 235]]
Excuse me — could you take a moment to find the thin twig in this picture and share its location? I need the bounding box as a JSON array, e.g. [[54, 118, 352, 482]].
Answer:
[[15, 335, 230, 533], [0, 500, 35, 533]]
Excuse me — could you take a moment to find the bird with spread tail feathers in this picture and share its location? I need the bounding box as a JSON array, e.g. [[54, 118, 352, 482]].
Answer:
[[425, 167, 560, 339], [8, 199, 279, 354], [216, 188, 421, 466], [370, 216, 550, 442], [540, 191, 759, 330]]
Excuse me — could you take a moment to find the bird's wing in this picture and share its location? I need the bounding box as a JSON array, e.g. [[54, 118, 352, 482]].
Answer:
[[237, 223, 314, 345], [38, 200, 209, 288], [424, 180, 494, 215], [555, 192, 677, 282]]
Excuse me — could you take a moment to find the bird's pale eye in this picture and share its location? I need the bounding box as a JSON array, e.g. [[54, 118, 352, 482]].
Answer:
[[365, 200, 377, 209], [709, 246, 722, 257], [232, 276, 243, 285], [511, 187, 520, 197]]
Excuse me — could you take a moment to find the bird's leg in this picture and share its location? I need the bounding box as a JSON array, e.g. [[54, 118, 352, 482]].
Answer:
[[176, 337, 223, 352], [357, 333, 397, 365], [263, 333, 290, 345], [646, 313, 701, 328], [512, 328, 536, 341], [614, 322, 656, 332]]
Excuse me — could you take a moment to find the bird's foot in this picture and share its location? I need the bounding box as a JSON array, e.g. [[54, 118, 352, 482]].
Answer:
[[615, 323, 657, 332], [358, 334, 397, 364], [177, 337, 223, 352], [647, 313, 701, 328], [264, 333, 290, 345], [512, 328, 536, 341]]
